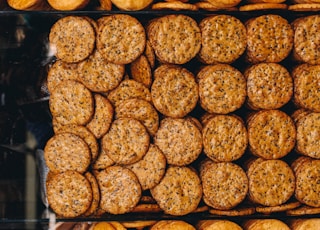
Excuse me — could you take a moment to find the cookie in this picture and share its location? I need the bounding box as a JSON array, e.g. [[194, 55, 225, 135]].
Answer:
[[78, 50, 125, 93], [86, 94, 114, 139], [245, 14, 293, 63], [144, 41, 156, 69], [130, 54, 152, 88], [255, 201, 301, 214], [289, 3, 320, 10], [247, 110, 296, 159], [239, 3, 287, 10], [101, 118, 150, 165], [154, 117, 202, 166], [292, 15, 320, 64], [197, 64, 246, 114], [151, 64, 199, 118], [115, 98, 159, 136], [46, 60, 80, 93], [244, 219, 290, 230], [150, 220, 196, 230], [292, 64, 320, 112], [197, 220, 243, 230], [125, 144, 166, 190], [245, 63, 293, 110], [147, 14, 201, 64], [198, 15, 247, 64], [200, 159, 248, 210], [49, 16, 95, 63], [96, 14, 146, 65], [202, 114, 248, 162], [290, 218, 320, 230], [46, 171, 92, 218], [83, 172, 100, 216], [47, 0, 89, 10], [92, 148, 114, 170], [107, 79, 152, 108], [96, 165, 141, 214], [151, 1, 198, 10], [44, 133, 91, 174], [206, 0, 241, 8], [208, 207, 256, 216], [49, 80, 94, 126], [150, 166, 202, 216], [247, 158, 295, 206], [111, 0, 152, 10], [287, 206, 320, 216]]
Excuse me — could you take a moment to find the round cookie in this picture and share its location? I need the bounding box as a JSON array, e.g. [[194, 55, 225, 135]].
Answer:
[[49, 80, 94, 126], [197, 64, 246, 114], [96, 14, 146, 65], [101, 118, 150, 165], [150, 166, 202, 216], [246, 14, 293, 63], [244, 219, 290, 230], [151, 64, 199, 118], [154, 117, 202, 166], [83, 172, 100, 216], [44, 133, 91, 174], [125, 144, 166, 190], [130, 54, 152, 88], [49, 16, 95, 63], [200, 159, 248, 210], [202, 114, 248, 162], [199, 15, 247, 64], [290, 218, 320, 230], [247, 110, 296, 159], [197, 220, 243, 230], [95, 165, 142, 214], [150, 220, 196, 230], [46, 171, 92, 218], [147, 14, 201, 64], [245, 63, 293, 110], [78, 50, 125, 93]]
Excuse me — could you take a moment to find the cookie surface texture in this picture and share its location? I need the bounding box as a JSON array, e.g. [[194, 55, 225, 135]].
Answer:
[[46, 171, 92, 217], [199, 15, 247, 64], [151, 64, 199, 118], [96, 165, 142, 214], [101, 118, 150, 165], [97, 14, 146, 64], [49, 80, 94, 126], [49, 16, 95, 63], [147, 14, 201, 64], [150, 166, 202, 216], [150, 220, 196, 230]]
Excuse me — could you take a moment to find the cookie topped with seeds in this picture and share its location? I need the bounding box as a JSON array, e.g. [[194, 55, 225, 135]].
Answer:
[[49, 16, 95, 63], [96, 14, 146, 65], [46, 171, 92, 218], [154, 117, 202, 166], [101, 118, 150, 165], [199, 15, 247, 64], [147, 14, 201, 64], [246, 14, 293, 63], [151, 64, 198, 118], [49, 80, 94, 126]]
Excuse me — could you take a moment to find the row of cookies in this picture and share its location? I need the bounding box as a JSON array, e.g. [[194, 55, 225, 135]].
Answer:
[[48, 14, 320, 67]]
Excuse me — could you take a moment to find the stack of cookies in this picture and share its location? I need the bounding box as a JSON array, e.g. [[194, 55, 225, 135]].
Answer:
[[43, 13, 320, 220]]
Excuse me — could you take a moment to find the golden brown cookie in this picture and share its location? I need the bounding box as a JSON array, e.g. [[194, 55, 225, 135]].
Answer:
[[289, 3, 320, 10], [244, 219, 290, 230], [198, 15, 247, 64], [154, 117, 202, 166], [195, 1, 238, 10], [290, 218, 320, 230], [111, 0, 152, 10], [7, 0, 48, 10], [197, 220, 243, 230], [95, 165, 141, 214], [239, 3, 287, 10], [292, 64, 320, 112], [151, 64, 199, 118], [147, 14, 201, 64], [107, 79, 152, 108], [151, 1, 198, 10], [245, 14, 293, 63], [247, 158, 295, 207], [46, 60, 80, 93], [150, 220, 196, 230], [121, 220, 157, 229], [49, 16, 95, 63], [96, 14, 146, 65], [287, 206, 320, 216], [78, 50, 125, 93], [208, 207, 256, 216], [86, 94, 114, 139], [44, 133, 91, 174], [83, 172, 100, 216], [197, 64, 246, 114], [101, 118, 150, 165], [99, 0, 112, 10], [144, 41, 156, 69], [150, 166, 202, 216], [206, 0, 241, 8], [92, 148, 114, 170], [49, 80, 94, 126], [125, 144, 166, 190], [247, 110, 296, 159], [202, 114, 248, 162], [47, 0, 89, 10], [115, 98, 159, 136], [245, 63, 293, 110], [255, 201, 301, 214], [130, 54, 152, 88], [200, 159, 248, 210], [46, 171, 92, 218], [292, 15, 320, 64]]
